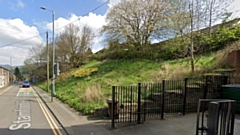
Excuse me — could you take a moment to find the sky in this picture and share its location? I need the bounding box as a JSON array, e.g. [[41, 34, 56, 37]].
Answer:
[[0, 0, 239, 66]]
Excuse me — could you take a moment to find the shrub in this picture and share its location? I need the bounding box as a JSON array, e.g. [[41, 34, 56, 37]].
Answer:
[[82, 104, 103, 115], [73, 68, 98, 78]]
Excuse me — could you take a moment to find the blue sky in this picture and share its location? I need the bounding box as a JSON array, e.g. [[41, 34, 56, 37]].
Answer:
[[0, 0, 120, 66], [0, 0, 108, 25], [0, 0, 240, 66]]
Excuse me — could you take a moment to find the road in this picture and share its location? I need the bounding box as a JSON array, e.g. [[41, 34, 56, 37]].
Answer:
[[0, 84, 67, 135]]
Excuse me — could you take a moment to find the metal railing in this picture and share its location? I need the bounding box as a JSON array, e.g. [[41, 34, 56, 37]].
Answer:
[[111, 76, 228, 128], [196, 99, 236, 135]]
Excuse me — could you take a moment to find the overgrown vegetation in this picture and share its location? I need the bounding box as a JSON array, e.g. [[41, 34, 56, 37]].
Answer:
[[96, 23, 240, 62], [32, 0, 240, 115], [37, 40, 240, 114]]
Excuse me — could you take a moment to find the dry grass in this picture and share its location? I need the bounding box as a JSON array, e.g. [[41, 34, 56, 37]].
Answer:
[[224, 41, 240, 51], [167, 65, 190, 80], [150, 63, 190, 81], [209, 41, 240, 70], [84, 83, 103, 103]]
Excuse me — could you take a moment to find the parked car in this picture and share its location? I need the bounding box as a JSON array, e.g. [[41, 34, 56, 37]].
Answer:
[[22, 81, 30, 88]]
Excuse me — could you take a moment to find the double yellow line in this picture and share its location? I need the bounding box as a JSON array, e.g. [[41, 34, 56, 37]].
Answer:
[[34, 91, 63, 135], [0, 86, 13, 95]]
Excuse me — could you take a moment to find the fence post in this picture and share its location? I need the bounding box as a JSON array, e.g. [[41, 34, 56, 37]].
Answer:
[[137, 83, 141, 124], [203, 76, 208, 99], [182, 78, 188, 116], [223, 76, 228, 85], [161, 80, 165, 119], [111, 86, 115, 129], [230, 102, 236, 135]]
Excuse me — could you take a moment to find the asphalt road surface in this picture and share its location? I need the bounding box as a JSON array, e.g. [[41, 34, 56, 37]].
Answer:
[[0, 85, 67, 135]]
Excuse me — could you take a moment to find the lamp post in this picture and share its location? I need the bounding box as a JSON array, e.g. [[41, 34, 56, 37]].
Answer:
[[41, 7, 55, 102], [10, 57, 14, 83], [46, 31, 50, 93], [10, 57, 14, 68]]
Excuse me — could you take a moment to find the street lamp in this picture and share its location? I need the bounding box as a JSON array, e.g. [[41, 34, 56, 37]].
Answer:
[[10, 57, 14, 83], [10, 57, 14, 68], [41, 6, 55, 102]]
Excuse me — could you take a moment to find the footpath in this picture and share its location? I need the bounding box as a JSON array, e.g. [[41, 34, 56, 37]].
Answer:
[[32, 86, 240, 135]]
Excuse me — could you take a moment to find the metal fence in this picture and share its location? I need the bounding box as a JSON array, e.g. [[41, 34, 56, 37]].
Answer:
[[196, 99, 236, 135], [111, 76, 228, 128]]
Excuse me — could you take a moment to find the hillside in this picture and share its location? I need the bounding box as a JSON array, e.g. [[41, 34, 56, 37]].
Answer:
[[0, 65, 12, 69], [37, 41, 238, 114]]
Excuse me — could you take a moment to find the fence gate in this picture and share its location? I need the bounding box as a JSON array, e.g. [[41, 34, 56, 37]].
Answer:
[[111, 84, 146, 128]]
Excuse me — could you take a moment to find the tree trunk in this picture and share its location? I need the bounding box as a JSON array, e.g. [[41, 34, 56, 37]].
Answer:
[[190, 0, 195, 73]]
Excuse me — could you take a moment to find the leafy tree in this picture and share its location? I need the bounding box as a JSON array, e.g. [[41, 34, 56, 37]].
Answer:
[[14, 67, 22, 80], [102, 0, 170, 47]]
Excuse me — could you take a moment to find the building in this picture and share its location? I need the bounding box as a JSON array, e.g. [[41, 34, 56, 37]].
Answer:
[[0, 66, 10, 88]]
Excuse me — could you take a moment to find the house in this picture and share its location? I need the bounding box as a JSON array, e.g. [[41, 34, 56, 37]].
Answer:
[[0, 66, 10, 88], [9, 70, 17, 83]]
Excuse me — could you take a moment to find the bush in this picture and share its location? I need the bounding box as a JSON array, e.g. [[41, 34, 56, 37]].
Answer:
[[73, 68, 98, 78]]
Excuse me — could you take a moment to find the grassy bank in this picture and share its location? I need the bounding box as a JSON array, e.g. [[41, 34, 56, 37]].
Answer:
[[37, 50, 227, 114]]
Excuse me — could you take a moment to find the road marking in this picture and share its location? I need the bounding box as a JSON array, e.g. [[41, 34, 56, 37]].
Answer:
[[0, 86, 14, 95], [17, 91, 34, 96], [17, 88, 35, 96], [9, 100, 31, 130], [34, 91, 62, 135]]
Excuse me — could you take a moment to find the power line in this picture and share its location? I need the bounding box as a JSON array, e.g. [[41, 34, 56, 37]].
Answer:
[[0, 34, 44, 48], [0, 0, 109, 48], [55, 0, 109, 33]]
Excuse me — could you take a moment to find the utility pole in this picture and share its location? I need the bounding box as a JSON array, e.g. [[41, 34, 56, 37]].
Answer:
[[46, 31, 50, 92], [10, 57, 14, 83], [41, 7, 55, 102], [52, 9, 55, 99], [10, 57, 14, 68]]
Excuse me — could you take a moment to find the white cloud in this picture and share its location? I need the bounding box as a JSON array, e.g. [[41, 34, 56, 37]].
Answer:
[[9, 0, 24, 10], [43, 12, 106, 53], [0, 18, 43, 66], [98, 0, 120, 5], [1, 0, 239, 67], [229, 0, 240, 19], [44, 13, 106, 35], [40, 0, 121, 53], [17, 0, 24, 8], [109, 0, 121, 5]]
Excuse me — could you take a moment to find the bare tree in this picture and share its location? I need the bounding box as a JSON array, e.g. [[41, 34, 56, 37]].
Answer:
[[102, 0, 170, 47], [56, 24, 95, 69], [23, 43, 48, 81], [189, 0, 195, 72], [78, 25, 95, 61], [204, 0, 233, 37], [28, 44, 45, 66], [165, 0, 233, 72]]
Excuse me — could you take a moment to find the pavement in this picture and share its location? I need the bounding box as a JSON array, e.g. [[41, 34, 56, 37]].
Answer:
[[32, 85, 240, 135]]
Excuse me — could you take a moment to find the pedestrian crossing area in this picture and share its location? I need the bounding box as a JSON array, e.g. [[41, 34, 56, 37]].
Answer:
[[17, 87, 35, 96]]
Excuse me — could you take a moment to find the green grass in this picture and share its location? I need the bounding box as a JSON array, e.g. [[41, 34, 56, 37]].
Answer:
[[37, 51, 228, 115]]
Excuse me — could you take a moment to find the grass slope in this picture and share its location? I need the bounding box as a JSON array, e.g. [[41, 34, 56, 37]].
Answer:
[[38, 51, 228, 114]]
